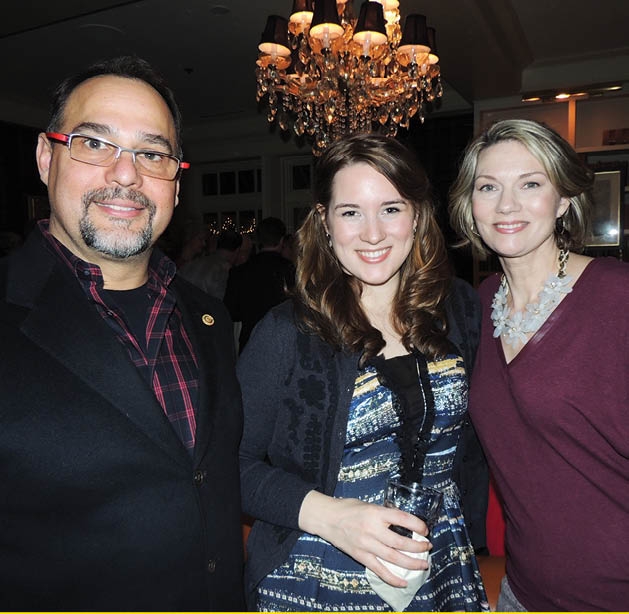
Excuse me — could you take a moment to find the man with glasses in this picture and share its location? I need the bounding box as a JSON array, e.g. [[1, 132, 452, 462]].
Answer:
[[0, 56, 245, 610]]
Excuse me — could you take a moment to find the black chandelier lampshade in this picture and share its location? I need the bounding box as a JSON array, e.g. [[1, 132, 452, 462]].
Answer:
[[353, 1, 388, 45], [399, 13, 430, 52], [309, 0, 344, 40], [291, 0, 314, 14], [258, 15, 291, 56]]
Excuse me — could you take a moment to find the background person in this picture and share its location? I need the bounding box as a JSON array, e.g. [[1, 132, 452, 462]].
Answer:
[[0, 56, 244, 610], [280, 231, 298, 263], [234, 231, 254, 266], [224, 216, 295, 352], [175, 223, 208, 268], [179, 227, 243, 299], [449, 118, 629, 611], [238, 133, 488, 611]]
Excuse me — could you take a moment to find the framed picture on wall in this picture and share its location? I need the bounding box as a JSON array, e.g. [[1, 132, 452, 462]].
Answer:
[[587, 169, 623, 247]]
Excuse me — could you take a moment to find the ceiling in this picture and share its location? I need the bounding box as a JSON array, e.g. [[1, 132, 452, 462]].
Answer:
[[1, 0, 628, 136]]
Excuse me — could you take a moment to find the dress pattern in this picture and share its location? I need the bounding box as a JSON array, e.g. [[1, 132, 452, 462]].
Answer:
[[256, 353, 489, 611]]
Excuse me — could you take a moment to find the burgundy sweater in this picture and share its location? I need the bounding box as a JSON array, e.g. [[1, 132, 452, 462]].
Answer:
[[470, 257, 629, 611]]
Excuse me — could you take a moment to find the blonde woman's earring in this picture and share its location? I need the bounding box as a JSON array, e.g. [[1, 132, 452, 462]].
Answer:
[[556, 215, 566, 235]]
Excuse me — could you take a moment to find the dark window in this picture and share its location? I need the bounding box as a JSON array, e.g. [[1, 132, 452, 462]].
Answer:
[[202, 172, 218, 196], [220, 171, 236, 195], [292, 164, 311, 190], [238, 169, 255, 193]]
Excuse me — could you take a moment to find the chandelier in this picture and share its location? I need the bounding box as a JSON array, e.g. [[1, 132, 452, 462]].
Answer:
[[255, 0, 442, 155]]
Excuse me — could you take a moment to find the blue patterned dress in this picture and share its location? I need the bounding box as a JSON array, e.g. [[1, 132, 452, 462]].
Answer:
[[256, 352, 489, 611]]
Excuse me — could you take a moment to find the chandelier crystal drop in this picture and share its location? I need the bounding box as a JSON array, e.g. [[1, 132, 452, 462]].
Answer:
[[255, 0, 443, 155]]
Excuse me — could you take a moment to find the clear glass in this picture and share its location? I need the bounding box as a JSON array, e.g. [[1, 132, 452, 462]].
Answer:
[[47, 133, 184, 180], [384, 478, 443, 536]]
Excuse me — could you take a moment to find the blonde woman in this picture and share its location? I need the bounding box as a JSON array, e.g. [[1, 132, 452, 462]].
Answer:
[[450, 119, 629, 611]]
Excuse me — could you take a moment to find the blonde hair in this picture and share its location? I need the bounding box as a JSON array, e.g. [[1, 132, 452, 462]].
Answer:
[[449, 119, 594, 255]]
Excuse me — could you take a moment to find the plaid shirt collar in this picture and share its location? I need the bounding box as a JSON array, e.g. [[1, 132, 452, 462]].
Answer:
[[38, 219, 176, 292]]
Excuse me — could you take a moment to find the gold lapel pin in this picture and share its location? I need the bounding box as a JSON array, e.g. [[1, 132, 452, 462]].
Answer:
[[202, 314, 215, 326]]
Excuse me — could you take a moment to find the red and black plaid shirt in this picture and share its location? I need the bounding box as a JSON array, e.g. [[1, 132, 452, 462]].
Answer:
[[40, 221, 199, 452]]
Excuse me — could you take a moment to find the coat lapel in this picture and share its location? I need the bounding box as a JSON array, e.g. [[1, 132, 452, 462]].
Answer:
[[172, 280, 223, 468], [8, 232, 190, 467]]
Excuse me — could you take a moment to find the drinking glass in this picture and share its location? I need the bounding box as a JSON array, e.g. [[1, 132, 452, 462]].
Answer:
[[384, 479, 443, 537]]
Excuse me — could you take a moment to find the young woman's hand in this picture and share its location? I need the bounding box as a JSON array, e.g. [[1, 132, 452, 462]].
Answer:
[[298, 490, 431, 587]]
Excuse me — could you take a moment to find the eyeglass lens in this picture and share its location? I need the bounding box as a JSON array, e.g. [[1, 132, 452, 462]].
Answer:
[[69, 135, 179, 180]]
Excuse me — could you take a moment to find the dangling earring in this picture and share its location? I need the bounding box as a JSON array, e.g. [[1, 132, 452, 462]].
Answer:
[[326, 232, 332, 248], [555, 214, 566, 235]]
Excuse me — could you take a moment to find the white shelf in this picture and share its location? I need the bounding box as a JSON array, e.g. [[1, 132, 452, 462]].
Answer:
[[577, 144, 629, 153]]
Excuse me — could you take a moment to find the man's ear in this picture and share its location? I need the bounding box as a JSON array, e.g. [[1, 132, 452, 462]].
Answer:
[[174, 178, 181, 208], [36, 133, 52, 186]]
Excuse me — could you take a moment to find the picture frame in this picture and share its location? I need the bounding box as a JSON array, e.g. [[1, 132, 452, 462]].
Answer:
[[587, 169, 623, 247]]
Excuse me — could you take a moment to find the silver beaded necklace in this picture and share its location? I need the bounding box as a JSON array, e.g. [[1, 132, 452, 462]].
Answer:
[[491, 249, 573, 347]]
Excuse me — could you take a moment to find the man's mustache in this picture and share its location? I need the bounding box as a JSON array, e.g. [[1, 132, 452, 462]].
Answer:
[[82, 187, 155, 211]]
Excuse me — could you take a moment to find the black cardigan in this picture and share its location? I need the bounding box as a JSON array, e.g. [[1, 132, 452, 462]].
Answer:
[[238, 278, 488, 604]]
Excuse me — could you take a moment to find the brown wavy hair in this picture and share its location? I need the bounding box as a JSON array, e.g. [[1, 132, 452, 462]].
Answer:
[[292, 133, 453, 365]]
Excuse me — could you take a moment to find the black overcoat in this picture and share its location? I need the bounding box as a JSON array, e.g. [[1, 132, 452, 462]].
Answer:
[[0, 228, 245, 611]]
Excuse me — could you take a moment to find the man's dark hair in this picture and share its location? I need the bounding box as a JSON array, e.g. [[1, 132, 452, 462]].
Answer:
[[257, 217, 286, 248], [217, 229, 243, 252], [47, 55, 183, 156]]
